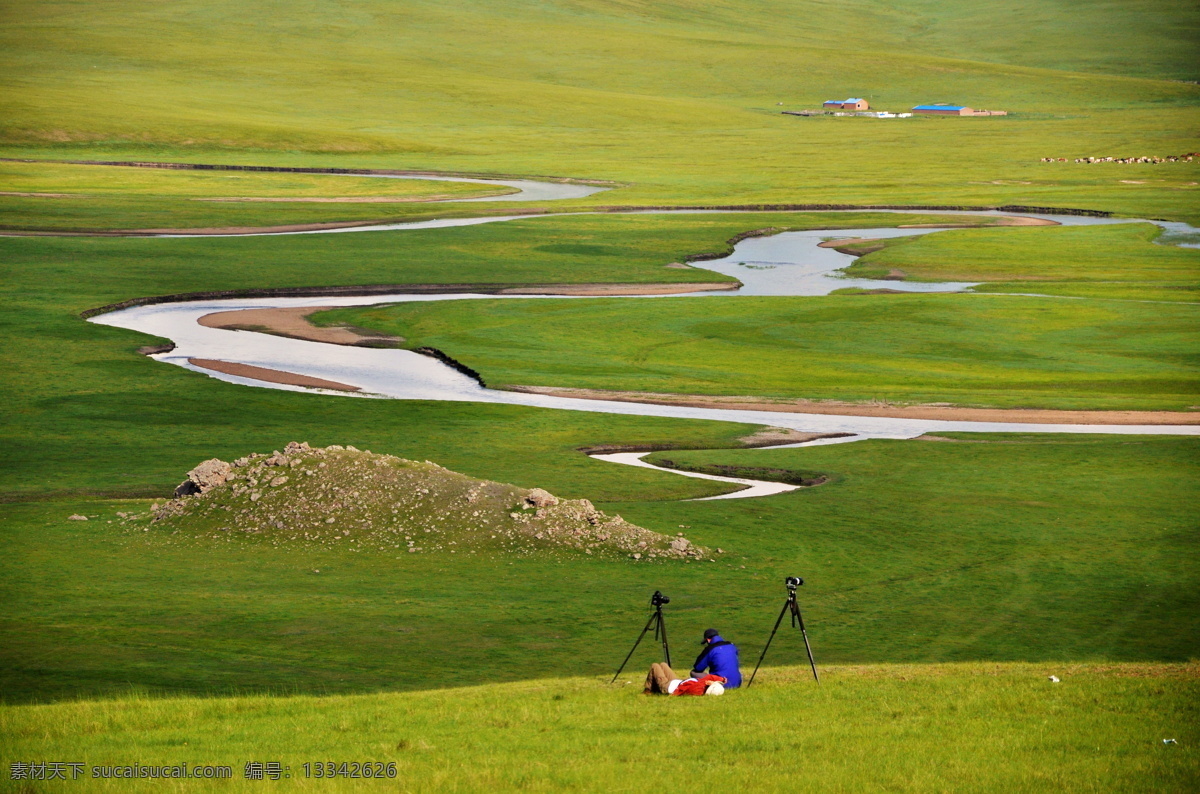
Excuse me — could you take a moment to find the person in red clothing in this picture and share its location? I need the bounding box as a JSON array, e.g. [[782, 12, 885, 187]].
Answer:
[[670, 674, 727, 696]]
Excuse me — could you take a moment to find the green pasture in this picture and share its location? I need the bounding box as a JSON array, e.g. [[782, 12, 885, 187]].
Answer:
[[0, 161, 511, 200], [310, 218, 1200, 411], [2, 0, 1198, 222], [2, 664, 1196, 792], [4, 434, 1197, 703]]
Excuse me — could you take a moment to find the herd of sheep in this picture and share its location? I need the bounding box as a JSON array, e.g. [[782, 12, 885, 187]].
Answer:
[[1041, 153, 1198, 164]]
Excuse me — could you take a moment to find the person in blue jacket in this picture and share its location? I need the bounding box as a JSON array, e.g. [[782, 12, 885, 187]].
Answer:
[[691, 628, 742, 688]]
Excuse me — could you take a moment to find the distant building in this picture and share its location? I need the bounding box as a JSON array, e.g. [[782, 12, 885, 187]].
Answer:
[[913, 104, 973, 116], [823, 98, 869, 111], [913, 104, 1007, 116]]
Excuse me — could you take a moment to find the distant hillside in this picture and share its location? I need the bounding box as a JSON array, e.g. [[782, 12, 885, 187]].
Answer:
[[1, 0, 1197, 217]]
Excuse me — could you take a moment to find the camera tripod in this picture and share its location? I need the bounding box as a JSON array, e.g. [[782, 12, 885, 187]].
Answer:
[[611, 590, 671, 683], [747, 577, 819, 686]]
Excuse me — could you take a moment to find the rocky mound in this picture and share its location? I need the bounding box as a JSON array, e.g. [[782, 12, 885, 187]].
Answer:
[[150, 442, 708, 560]]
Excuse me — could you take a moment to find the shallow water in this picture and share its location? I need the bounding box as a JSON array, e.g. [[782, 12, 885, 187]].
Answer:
[[588, 452, 802, 501], [355, 173, 610, 203]]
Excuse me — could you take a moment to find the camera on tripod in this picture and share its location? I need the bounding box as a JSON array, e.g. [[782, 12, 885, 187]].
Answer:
[[747, 575, 819, 686], [612, 590, 673, 681]]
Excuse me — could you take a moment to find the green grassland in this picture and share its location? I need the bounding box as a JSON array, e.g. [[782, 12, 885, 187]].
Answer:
[[315, 295, 1200, 411], [2, 1, 1198, 222], [844, 222, 1200, 301], [2, 664, 1196, 792], [0, 161, 515, 230], [0, 161, 512, 200], [1, 213, 1197, 708], [310, 219, 1200, 410], [4, 434, 1196, 703]]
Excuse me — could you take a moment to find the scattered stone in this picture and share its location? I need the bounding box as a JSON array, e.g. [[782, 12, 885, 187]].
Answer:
[[68, 514, 88, 521]]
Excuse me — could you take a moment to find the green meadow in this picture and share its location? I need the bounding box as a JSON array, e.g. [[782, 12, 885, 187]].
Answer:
[[319, 293, 1200, 410], [2, 0, 1198, 788]]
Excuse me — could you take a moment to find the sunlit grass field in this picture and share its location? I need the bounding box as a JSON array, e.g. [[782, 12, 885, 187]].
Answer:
[[3, 664, 1196, 792], [847, 222, 1200, 296]]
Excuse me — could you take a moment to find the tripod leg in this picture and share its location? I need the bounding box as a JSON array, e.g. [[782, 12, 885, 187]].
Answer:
[[747, 600, 791, 688], [612, 611, 659, 683], [792, 602, 820, 684], [656, 605, 671, 667]]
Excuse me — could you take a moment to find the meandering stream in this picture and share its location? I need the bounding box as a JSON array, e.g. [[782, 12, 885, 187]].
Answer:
[[91, 213, 1199, 431]]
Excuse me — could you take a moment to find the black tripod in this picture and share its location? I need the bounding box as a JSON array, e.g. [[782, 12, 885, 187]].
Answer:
[[747, 576, 819, 686], [611, 590, 671, 683]]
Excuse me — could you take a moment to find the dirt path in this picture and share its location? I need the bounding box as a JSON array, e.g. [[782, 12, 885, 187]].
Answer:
[[188, 358, 360, 392], [505, 386, 1200, 426]]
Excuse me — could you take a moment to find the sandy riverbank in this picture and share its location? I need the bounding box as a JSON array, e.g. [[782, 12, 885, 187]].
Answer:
[[505, 386, 1200, 426], [198, 307, 401, 346], [188, 358, 361, 392]]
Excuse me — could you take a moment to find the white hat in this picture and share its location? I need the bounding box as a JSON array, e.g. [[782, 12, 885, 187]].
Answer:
[[667, 679, 682, 695], [704, 682, 725, 696]]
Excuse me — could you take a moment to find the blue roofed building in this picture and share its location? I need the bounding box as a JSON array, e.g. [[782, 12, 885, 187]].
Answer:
[[823, 98, 869, 111]]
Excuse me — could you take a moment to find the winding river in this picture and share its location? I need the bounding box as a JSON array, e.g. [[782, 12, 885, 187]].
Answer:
[[91, 214, 1198, 417], [68, 169, 1199, 496]]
